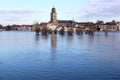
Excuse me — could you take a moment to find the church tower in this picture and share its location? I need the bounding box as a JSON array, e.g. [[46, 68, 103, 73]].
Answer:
[[50, 7, 57, 24]]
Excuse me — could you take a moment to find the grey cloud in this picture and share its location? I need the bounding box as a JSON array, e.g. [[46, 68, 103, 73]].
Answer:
[[68, 0, 120, 21], [84, 0, 120, 20]]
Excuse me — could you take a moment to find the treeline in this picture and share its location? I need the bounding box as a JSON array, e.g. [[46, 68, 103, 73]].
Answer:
[[0, 24, 22, 31]]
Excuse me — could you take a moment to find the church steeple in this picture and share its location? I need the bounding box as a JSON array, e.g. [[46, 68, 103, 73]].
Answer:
[[52, 6, 56, 12], [50, 7, 57, 24]]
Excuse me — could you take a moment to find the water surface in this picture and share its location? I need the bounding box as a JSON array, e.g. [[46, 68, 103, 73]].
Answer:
[[0, 31, 120, 80]]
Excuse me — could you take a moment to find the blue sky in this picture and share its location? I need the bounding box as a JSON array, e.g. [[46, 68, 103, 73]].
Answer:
[[0, 0, 119, 25]]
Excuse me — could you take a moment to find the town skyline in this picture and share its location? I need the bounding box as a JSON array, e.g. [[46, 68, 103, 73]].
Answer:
[[0, 0, 119, 25]]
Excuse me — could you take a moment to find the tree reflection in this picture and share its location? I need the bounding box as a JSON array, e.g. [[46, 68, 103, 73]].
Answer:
[[35, 34, 40, 42], [89, 35, 94, 40], [66, 35, 74, 46], [41, 35, 49, 41]]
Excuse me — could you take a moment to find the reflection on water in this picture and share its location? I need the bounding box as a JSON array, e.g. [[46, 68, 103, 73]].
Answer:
[[51, 34, 57, 47], [0, 31, 120, 80], [51, 34, 57, 60], [66, 35, 74, 46], [35, 34, 40, 42], [88, 35, 94, 40], [0, 62, 2, 64]]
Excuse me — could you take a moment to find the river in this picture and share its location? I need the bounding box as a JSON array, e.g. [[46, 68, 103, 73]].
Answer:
[[0, 31, 120, 80]]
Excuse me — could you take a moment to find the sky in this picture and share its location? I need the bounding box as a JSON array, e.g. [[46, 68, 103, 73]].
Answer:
[[0, 0, 119, 25]]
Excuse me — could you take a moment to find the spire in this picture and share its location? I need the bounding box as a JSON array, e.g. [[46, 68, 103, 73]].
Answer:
[[52, 6, 56, 13], [50, 7, 57, 24]]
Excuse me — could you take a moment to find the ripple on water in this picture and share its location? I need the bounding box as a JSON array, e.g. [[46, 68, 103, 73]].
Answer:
[[0, 32, 120, 80], [0, 77, 3, 80], [0, 62, 2, 64]]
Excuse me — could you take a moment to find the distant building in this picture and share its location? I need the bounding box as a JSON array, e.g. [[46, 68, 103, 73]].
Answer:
[[50, 7, 75, 27], [50, 7, 57, 24], [77, 22, 95, 30], [19, 25, 32, 31], [106, 20, 120, 31], [95, 20, 120, 31], [39, 7, 120, 31]]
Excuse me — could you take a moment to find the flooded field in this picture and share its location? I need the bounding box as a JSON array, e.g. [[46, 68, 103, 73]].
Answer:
[[0, 31, 120, 80]]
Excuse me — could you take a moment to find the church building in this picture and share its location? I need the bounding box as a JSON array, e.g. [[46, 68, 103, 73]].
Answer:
[[50, 7, 75, 27], [50, 7, 58, 24], [40, 7, 75, 28]]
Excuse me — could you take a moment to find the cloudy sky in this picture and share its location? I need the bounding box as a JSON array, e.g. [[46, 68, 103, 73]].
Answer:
[[0, 0, 119, 25]]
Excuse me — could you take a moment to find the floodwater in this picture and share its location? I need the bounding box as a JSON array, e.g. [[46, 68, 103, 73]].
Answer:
[[0, 31, 120, 80]]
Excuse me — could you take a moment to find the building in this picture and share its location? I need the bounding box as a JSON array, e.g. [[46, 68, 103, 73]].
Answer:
[[40, 7, 120, 31], [95, 20, 120, 31], [50, 7, 57, 24], [76, 22, 95, 31], [105, 20, 119, 31], [49, 7, 75, 27], [19, 25, 32, 31]]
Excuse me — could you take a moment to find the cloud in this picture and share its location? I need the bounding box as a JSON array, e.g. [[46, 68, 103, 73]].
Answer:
[[68, 0, 120, 22], [0, 9, 39, 15], [0, 9, 48, 25], [1, 0, 119, 25]]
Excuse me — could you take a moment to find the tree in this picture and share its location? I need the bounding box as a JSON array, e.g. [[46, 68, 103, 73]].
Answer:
[[0, 24, 3, 29], [6, 25, 12, 31]]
